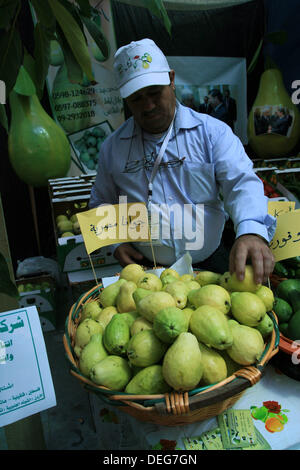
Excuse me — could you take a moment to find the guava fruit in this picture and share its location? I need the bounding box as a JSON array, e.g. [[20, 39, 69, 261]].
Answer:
[[137, 273, 162, 291], [226, 320, 265, 365], [79, 333, 108, 377], [226, 265, 261, 292], [162, 332, 203, 391], [219, 271, 231, 290], [195, 271, 221, 286], [130, 317, 153, 336], [188, 284, 231, 315], [182, 307, 194, 326], [160, 268, 180, 281], [57, 220, 73, 234], [231, 292, 266, 326], [255, 285, 275, 311], [198, 343, 227, 385], [56, 214, 68, 224], [60, 232, 74, 237], [120, 263, 145, 284], [185, 280, 202, 293], [99, 279, 127, 308], [132, 287, 152, 307], [161, 274, 179, 287], [153, 307, 189, 344], [218, 350, 241, 376], [72, 221, 81, 234], [125, 365, 171, 394], [273, 297, 293, 324], [254, 313, 274, 338], [74, 318, 103, 358], [276, 279, 300, 302], [103, 314, 130, 356], [163, 281, 188, 309], [287, 310, 300, 340], [96, 306, 118, 331], [180, 274, 195, 282], [137, 291, 176, 322], [116, 281, 137, 313], [120, 311, 139, 328], [189, 305, 233, 350], [127, 330, 167, 367], [90, 356, 132, 391], [80, 300, 102, 322]]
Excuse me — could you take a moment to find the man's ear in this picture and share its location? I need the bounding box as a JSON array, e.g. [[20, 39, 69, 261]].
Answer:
[[169, 70, 175, 88]]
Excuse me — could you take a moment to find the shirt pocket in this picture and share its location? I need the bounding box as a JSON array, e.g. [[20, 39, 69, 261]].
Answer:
[[182, 162, 218, 203]]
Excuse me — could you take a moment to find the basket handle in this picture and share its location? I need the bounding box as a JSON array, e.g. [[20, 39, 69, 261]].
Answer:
[[154, 368, 262, 416]]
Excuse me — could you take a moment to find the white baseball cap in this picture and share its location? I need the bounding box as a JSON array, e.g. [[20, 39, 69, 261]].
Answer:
[[113, 38, 171, 98]]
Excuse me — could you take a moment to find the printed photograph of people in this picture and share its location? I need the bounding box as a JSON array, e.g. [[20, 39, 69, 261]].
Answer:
[[176, 85, 237, 133], [253, 106, 294, 137]]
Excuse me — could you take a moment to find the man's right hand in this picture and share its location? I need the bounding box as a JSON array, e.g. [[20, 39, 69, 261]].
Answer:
[[114, 243, 144, 267]]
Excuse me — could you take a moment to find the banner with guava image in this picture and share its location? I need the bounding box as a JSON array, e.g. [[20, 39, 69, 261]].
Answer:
[[45, 0, 125, 176]]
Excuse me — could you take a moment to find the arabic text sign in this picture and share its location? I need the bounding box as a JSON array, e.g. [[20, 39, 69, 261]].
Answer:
[[268, 200, 296, 218], [0, 307, 56, 427], [269, 209, 300, 261], [77, 202, 150, 254]]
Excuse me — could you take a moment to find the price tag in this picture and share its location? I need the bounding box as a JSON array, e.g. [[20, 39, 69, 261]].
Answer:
[[268, 200, 295, 217], [0, 307, 56, 427], [77, 202, 150, 254], [270, 209, 300, 261]]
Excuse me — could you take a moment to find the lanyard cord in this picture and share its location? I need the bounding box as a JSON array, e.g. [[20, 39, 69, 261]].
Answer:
[[147, 110, 176, 205]]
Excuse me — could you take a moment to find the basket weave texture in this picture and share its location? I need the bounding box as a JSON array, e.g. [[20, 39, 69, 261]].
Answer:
[[63, 283, 280, 426]]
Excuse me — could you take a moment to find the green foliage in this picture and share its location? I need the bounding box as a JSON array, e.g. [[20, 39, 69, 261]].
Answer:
[[247, 30, 288, 74], [0, 0, 172, 132], [141, 0, 171, 36]]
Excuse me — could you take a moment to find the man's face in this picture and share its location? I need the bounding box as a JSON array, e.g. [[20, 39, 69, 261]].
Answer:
[[208, 94, 216, 108], [125, 71, 176, 133]]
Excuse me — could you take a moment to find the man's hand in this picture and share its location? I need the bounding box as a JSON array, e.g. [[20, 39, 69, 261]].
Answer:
[[114, 243, 144, 267], [229, 234, 275, 285]]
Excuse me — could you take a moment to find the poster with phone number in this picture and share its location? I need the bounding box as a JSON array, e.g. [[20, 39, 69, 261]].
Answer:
[[45, 0, 125, 176]]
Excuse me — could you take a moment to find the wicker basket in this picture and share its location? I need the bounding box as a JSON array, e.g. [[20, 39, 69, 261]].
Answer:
[[63, 284, 280, 426]]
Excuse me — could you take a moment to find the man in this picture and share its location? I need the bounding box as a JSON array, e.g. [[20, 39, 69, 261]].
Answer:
[[224, 89, 237, 132], [269, 108, 290, 136], [90, 38, 276, 285], [199, 96, 211, 114], [207, 89, 229, 124]]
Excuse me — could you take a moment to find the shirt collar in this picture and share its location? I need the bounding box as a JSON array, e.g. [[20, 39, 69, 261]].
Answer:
[[119, 100, 202, 140]]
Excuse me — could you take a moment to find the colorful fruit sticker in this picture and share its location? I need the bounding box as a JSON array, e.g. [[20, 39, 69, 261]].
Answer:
[[250, 401, 290, 433]]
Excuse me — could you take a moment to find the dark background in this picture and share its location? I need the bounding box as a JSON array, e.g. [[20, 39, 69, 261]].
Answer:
[[0, 0, 299, 272]]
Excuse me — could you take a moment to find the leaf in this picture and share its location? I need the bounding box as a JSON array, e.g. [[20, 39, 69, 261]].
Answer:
[[30, 0, 56, 33], [0, 0, 20, 29], [80, 15, 109, 61], [48, 0, 95, 82], [0, 103, 8, 132], [75, 0, 92, 17], [33, 22, 51, 98], [0, 27, 22, 95], [265, 30, 288, 46], [13, 64, 36, 96], [0, 252, 19, 299], [140, 0, 172, 36], [56, 23, 83, 84], [247, 38, 263, 74]]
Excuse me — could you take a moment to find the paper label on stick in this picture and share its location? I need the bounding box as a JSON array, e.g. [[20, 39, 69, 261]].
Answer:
[[0, 307, 56, 427]]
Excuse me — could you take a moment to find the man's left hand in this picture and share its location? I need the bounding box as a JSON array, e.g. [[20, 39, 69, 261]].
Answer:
[[229, 234, 275, 285]]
